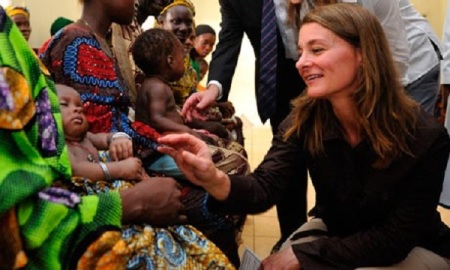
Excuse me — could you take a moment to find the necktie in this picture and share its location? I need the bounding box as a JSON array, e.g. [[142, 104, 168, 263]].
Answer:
[[258, 0, 278, 123]]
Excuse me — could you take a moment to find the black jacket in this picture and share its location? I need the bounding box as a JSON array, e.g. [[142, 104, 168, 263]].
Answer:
[[209, 110, 450, 269]]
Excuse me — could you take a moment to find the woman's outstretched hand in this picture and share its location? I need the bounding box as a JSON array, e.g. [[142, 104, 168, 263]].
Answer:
[[157, 133, 231, 201]]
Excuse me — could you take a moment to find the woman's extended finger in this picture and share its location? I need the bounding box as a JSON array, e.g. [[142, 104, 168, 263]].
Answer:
[[157, 144, 177, 158], [158, 133, 192, 145]]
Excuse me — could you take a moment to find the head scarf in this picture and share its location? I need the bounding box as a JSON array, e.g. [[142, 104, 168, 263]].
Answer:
[[5, 6, 29, 19], [159, 0, 195, 16], [50, 17, 73, 36]]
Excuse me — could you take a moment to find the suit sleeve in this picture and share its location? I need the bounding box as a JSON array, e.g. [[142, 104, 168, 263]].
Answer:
[[208, 0, 245, 101]]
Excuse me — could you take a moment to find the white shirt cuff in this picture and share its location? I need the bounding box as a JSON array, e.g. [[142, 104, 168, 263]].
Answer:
[[441, 59, 450, 84], [207, 80, 223, 100]]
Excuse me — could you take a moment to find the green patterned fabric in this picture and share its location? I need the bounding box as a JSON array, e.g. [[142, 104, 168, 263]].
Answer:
[[0, 7, 123, 269]]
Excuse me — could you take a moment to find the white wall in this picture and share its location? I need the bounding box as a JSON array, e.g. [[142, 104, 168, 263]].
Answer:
[[0, 0, 11, 8], [411, 0, 447, 37], [8, 0, 82, 49]]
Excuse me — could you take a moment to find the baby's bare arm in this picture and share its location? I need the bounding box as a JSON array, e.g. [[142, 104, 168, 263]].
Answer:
[[70, 160, 110, 181], [87, 132, 111, 150], [87, 132, 133, 161], [105, 158, 143, 181], [70, 157, 144, 182]]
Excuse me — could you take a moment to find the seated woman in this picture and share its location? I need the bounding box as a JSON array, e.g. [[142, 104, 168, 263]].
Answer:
[[158, 4, 450, 269], [0, 7, 233, 269], [39, 0, 248, 266]]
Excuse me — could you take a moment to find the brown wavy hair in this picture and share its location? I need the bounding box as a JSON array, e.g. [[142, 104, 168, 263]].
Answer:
[[284, 3, 419, 168], [287, 0, 338, 28]]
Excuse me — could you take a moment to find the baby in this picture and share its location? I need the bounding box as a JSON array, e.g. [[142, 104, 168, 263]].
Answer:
[[56, 84, 149, 182], [131, 28, 216, 144], [197, 58, 209, 84]]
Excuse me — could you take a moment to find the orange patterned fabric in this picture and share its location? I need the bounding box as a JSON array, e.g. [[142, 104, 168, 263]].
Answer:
[[0, 67, 35, 130], [0, 208, 28, 269], [77, 231, 131, 270]]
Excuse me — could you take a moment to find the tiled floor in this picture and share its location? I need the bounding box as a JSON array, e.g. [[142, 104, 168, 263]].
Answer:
[[239, 124, 450, 261]]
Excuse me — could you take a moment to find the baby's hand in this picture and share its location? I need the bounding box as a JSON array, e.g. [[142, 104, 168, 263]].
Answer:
[[109, 137, 133, 161], [119, 157, 144, 180]]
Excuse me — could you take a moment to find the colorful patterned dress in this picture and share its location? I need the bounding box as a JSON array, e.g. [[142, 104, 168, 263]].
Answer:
[[0, 9, 235, 269], [39, 22, 247, 267], [1, 9, 124, 269], [39, 23, 132, 135]]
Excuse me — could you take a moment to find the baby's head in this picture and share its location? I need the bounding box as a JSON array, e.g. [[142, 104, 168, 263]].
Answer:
[[197, 58, 209, 81], [132, 28, 185, 82], [55, 84, 89, 140]]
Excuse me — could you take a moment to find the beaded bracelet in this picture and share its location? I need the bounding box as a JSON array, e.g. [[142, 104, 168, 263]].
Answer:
[[112, 132, 131, 141], [98, 162, 112, 181]]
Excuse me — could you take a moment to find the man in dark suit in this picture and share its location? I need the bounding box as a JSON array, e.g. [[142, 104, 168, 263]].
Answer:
[[182, 0, 307, 251]]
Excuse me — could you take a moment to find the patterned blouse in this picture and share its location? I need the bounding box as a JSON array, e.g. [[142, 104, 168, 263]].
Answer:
[[40, 23, 131, 134], [39, 23, 160, 152]]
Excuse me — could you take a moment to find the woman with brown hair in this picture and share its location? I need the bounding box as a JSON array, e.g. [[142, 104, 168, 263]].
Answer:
[[158, 3, 450, 269], [287, 0, 441, 116]]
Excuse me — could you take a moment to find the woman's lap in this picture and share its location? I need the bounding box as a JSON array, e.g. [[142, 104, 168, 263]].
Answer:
[[281, 219, 450, 270], [72, 151, 248, 268]]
